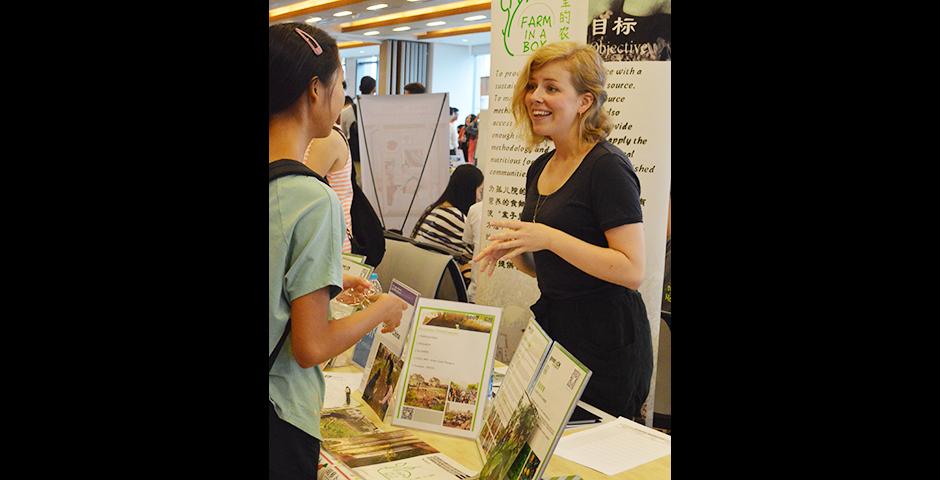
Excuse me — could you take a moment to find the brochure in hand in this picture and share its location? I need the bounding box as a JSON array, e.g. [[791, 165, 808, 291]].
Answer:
[[356, 279, 420, 368], [357, 279, 421, 420]]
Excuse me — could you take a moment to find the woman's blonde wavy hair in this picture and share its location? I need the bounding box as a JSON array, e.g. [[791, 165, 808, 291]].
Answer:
[[511, 41, 612, 149]]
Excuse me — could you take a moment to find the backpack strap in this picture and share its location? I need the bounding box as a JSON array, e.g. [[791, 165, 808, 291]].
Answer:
[[332, 125, 349, 150], [269, 159, 329, 185], [268, 159, 329, 373]]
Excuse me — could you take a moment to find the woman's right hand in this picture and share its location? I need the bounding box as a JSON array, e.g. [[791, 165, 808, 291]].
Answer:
[[366, 293, 407, 333], [472, 240, 519, 277]]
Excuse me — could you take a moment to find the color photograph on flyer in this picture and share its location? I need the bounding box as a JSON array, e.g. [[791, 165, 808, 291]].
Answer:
[[360, 341, 404, 420], [321, 430, 438, 469], [320, 406, 382, 439], [420, 309, 494, 333], [478, 394, 539, 480]]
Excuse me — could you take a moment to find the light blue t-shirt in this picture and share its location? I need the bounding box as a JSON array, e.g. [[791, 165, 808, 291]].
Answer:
[[269, 174, 344, 440]]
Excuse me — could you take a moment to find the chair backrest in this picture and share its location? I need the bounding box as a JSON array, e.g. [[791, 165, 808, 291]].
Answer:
[[375, 235, 468, 302]]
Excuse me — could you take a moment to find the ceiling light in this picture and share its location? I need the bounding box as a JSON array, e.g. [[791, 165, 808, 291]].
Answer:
[[417, 22, 491, 40], [363, 30, 381, 35], [270, 0, 360, 22], [337, 41, 380, 49], [305, 17, 322, 23], [426, 21, 446, 26], [334, 11, 353, 17], [393, 26, 411, 31], [464, 15, 486, 21], [341, 0, 490, 33], [367, 4, 388, 10]]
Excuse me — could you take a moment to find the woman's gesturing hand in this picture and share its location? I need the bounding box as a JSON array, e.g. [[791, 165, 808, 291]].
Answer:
[[472, 220, 554, 276]]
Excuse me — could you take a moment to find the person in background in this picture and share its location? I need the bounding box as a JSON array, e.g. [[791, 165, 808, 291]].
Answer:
[[457, 124, 468, 162], [448, 107, 460, 158], [303, 123, 355, 254], [464, 114, 479, 164], [403, 82, 426, 94], [411, 164, 484, 285], [462, 200, 483, 302], [474, 41, 653, 421], [359, 76, 376, 96], [339, 95, 355, 139], [269, 23, 407, 480], [349, 76, 377, 182]]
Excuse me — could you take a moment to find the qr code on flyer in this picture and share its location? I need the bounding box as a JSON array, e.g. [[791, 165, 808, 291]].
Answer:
[[402, 406, 414, 420], [567, 370, 580, 389]]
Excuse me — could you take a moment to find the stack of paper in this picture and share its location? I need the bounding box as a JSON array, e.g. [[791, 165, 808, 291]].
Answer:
[[554, 417, 671, 475]]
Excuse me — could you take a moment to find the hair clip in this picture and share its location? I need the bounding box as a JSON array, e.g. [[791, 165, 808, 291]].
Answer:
[[294, 28, 323, 56]]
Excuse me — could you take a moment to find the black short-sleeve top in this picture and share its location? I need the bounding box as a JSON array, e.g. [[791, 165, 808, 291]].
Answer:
[[519, 141, 642, 300]]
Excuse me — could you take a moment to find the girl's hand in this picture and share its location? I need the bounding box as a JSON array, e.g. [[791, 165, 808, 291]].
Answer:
[[366, 294, 407, 333], [342, 273, 371, 293]]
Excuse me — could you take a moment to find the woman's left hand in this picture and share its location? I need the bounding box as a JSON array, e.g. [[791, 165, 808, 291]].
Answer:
[[343, 273, 371, 292], [486, 220, 555, 259]]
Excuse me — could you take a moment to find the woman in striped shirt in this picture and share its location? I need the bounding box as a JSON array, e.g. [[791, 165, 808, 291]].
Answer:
[[411, 164, 484, 284]]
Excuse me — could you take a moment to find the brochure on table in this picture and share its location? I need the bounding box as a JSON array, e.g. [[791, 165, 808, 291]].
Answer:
[[554, 416, 671, 476], [357, 279, 421, 420], [477, 392, 540, 480], [483, 319, 552, 451], [320, 406, 382, 439], [320, 430, 474, 480], [342, 255, 373, 279], [323, 371, 364, 409], [476, 318, 592, 480], [319, 449, 474, 480], [343, 252, 367, 264], [391, 298, 502, 439], [353, 453, 475, 480], [318, 449, 360, 480]]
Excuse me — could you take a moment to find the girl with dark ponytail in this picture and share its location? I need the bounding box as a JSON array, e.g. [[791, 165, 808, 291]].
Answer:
[[268, 23, 406, 479]]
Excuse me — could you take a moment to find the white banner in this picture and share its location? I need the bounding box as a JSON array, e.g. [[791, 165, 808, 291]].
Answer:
[[357, 93, 452, 236], [477, 0, 670, 427]]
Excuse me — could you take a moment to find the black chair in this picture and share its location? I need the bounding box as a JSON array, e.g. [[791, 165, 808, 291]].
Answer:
[[375, 231, 468, 302]]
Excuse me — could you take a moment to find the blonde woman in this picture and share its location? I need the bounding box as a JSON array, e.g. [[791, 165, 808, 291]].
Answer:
[[474, 41, 653, 420]]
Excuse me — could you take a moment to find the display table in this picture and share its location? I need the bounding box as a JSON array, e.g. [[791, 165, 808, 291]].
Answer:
[[326, 363, 671, 479]]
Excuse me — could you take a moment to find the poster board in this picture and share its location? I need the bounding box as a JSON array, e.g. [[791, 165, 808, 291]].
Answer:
[[357, 93, 453, 236], [477, 0, 671, 426]]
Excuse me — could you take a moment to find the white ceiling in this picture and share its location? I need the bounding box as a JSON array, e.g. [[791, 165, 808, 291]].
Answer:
[[269, 0, 493, 52]]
